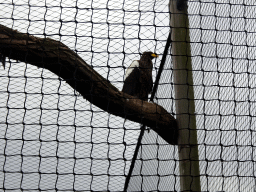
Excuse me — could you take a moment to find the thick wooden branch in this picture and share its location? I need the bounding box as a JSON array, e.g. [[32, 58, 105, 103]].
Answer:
[[0, 24, 178, 145]]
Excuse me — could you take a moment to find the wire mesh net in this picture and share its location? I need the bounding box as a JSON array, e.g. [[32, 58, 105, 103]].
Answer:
[[1, 0, 256, 191]]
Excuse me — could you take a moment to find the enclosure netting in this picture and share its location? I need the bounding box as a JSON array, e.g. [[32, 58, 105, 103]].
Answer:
[[0, 0, 256, 191]]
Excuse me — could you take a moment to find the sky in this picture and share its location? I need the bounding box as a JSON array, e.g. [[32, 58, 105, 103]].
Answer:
[[0, 0, 170, 191], [1, 0, 256, 191]]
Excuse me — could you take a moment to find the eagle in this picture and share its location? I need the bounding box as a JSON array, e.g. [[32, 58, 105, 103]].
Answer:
[[122, 51, 158, 101]]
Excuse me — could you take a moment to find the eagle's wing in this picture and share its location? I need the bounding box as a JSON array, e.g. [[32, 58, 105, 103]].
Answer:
[[138, 61, 153, 100], [124, 60, 139, 80], [122, 60, 141, 97]]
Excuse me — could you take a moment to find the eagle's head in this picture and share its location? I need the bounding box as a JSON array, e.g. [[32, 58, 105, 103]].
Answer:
[[142, 51, 159, 60]]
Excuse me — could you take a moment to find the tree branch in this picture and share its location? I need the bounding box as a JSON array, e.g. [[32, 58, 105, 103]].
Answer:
[[0, 24, 178, 145]]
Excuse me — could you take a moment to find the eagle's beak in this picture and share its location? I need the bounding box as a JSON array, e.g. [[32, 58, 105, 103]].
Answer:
[[151, 53, 158, 58]]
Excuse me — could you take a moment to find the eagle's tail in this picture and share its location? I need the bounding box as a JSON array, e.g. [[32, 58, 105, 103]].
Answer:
[[1, 53, 6, 69]]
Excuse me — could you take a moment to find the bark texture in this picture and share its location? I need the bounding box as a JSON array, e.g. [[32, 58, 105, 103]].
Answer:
[[0, 24, 178, 145]]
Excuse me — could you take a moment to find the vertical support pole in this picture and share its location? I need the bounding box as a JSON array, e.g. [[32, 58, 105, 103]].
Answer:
[[169, 0, 201, 191]]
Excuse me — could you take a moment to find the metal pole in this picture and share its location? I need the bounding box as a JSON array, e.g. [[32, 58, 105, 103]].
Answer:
[[169, 0, 201, 191]]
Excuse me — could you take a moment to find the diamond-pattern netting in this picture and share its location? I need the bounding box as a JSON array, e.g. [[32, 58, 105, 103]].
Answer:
[[1, 1, 169, 191], [1, 0, 256, 191]]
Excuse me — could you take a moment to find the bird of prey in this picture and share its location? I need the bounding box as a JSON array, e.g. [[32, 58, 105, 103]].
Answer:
[[122, 51, 158, 101]]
